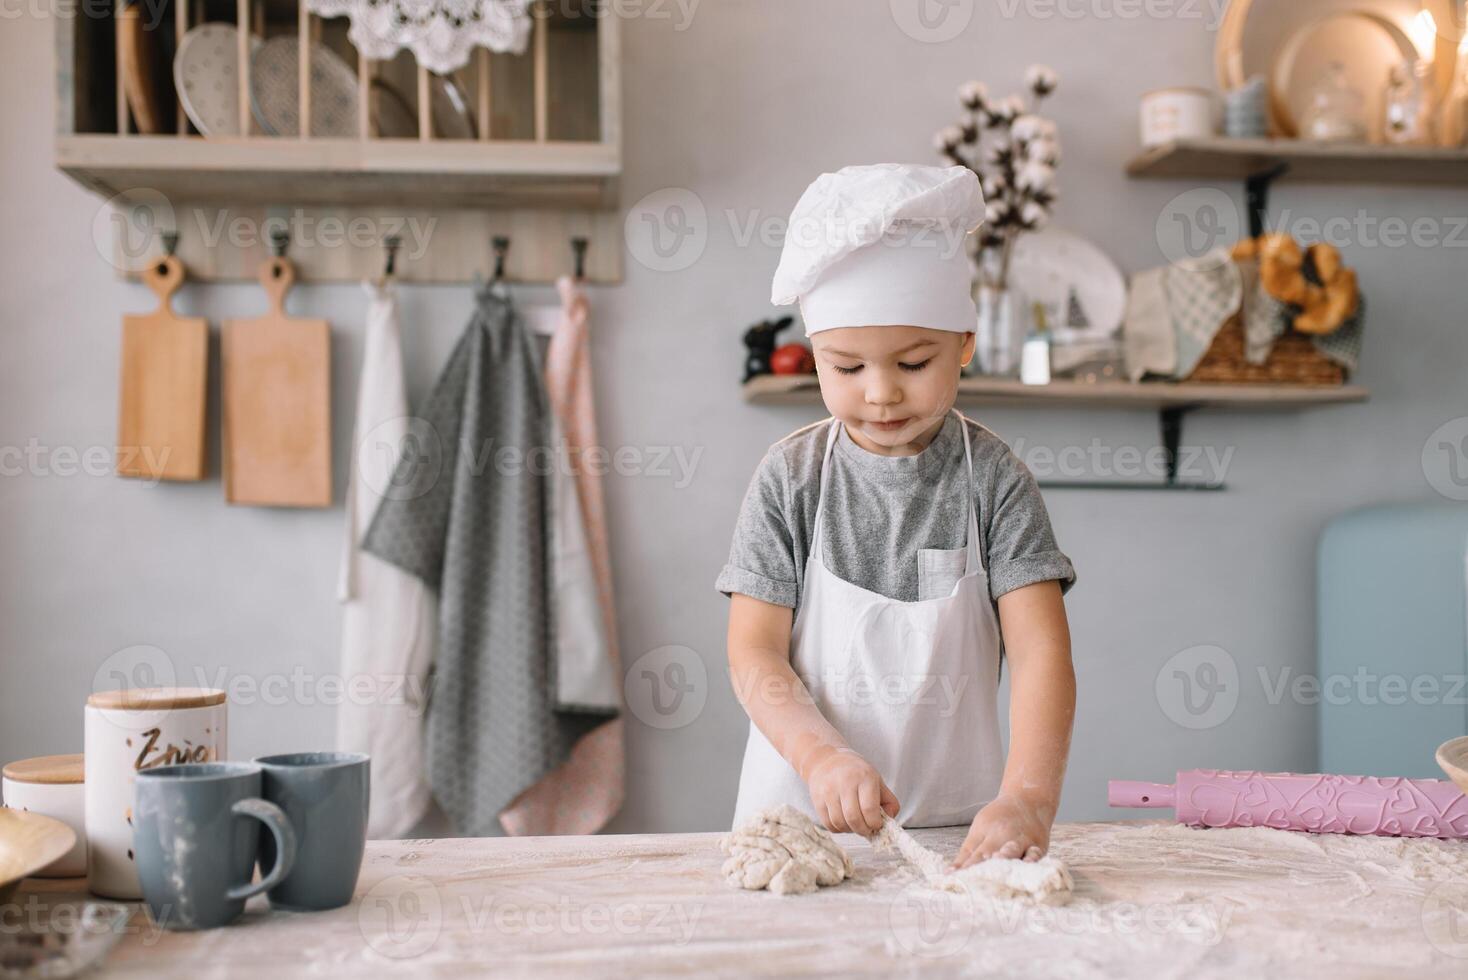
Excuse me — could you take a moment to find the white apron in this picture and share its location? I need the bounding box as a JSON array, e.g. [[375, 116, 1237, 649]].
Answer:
[[732, 408, 1004, 829]]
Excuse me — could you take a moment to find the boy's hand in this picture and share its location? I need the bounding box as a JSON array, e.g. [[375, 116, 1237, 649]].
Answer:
[[952, 792, 1052, 869], [804, 746, 899, 837]]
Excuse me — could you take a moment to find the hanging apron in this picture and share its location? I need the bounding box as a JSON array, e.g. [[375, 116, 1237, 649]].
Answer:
[[731, 408, 1004, 829], [336, 281, 436, 838]]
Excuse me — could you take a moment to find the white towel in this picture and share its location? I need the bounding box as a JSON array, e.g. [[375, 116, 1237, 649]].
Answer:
[[1123, 266, 1174, 382], [336, 281, 436, 838]]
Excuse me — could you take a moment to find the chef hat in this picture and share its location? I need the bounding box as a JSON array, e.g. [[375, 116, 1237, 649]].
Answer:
[[770, 163, 985, 337]]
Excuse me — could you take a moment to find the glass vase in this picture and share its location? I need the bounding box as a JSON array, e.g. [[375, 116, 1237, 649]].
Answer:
[[972, 285, 1027, 377]]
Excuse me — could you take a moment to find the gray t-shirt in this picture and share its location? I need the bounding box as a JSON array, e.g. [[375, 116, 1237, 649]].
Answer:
[[715, 412, 1075, 611]]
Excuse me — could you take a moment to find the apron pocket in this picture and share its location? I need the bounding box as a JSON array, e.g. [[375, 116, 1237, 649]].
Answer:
[[917, 546, 967, 601]]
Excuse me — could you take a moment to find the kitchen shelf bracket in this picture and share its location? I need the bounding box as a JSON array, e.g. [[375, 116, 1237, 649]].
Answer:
[[1245, 162, 1291, 239], [1040, 404, 1225, 492]]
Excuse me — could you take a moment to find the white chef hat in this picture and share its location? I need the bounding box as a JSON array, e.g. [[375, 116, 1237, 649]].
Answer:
[[770, 163, 985, 337]]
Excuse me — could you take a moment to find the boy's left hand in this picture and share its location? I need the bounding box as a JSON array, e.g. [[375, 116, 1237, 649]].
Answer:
[[952, 793, 1052, 869]]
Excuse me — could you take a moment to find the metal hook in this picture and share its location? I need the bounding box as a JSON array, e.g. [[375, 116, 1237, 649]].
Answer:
[[269, 229, 290, 259], [382, 235, 402, 278], [571, 236, 588, 280], [492, 235, 510, 282]]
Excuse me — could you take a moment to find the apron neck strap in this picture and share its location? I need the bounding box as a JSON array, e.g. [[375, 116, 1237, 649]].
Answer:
[[954, 408, 984, 577], [810, 416, 842, 559]]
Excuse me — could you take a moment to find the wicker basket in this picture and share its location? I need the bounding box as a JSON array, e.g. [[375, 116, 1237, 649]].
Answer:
[[1186, 312, 1345, 386]]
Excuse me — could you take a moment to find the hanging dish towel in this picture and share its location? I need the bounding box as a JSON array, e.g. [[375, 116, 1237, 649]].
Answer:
[[362, 284, 606, 836], [1122, 266, 1174, 381], [336, 281, 436, 839], [499, 275, 625, 837]]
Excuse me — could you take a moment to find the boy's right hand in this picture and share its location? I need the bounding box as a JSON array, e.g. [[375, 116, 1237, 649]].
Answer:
[[804, 747, 899, 837]]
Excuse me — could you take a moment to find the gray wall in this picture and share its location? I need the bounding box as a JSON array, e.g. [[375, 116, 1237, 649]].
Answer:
[[2, 1, 1463, 834]]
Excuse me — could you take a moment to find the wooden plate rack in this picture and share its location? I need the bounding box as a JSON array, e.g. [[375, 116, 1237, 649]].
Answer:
[[56, 0, 623, 283]]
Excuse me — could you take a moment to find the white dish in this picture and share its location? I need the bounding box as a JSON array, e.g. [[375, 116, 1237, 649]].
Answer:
[[173, 23, 257, 136], [1006, 228, 1128, 344], [250, 35, 360, 138]]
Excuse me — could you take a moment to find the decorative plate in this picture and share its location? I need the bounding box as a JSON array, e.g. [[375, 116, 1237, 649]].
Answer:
[[173, 23, 257, 136], [1006, 228, 1128, 344], [1273, 10, 1416, 143], [250, 35, 360, 138], [1215, 0, 1424, 136]]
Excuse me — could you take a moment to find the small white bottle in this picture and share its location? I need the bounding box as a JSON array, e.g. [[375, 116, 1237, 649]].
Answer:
[[1020, 302, 1052, 386]]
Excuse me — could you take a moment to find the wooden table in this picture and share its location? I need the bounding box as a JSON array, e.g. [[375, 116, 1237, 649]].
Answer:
[[12, 820, 1468, 977]]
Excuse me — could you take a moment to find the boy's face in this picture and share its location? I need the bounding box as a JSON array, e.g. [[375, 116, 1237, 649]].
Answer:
[[810, 325, 976, 456]]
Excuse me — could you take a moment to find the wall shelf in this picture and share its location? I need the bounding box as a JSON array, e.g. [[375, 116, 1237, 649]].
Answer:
[[1126, 138, 1468, 186], [744, 375, 1368, 491], [57, 136, 619, 210], [743, 374, 1369, 411]]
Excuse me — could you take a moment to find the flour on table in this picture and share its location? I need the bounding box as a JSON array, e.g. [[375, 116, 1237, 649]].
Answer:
[[873, 815, 1073, 905], [719, 805, 854, 896]]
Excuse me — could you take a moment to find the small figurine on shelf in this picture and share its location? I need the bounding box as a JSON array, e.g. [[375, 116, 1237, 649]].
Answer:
[[1064, 287, 1090, 332], [742, 315, 794, 382]]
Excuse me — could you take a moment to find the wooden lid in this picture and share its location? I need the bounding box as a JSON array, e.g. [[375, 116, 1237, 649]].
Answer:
[[86, 687, 226, 710], [1142, 85, 1215, 100], [3, 753, 84, 785]]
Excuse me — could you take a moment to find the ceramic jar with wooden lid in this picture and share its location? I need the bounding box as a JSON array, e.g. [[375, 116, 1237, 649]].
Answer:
[[1140, 86, 1218, 147], [84, 687, 227, 899], [2, 753, 86, 877]]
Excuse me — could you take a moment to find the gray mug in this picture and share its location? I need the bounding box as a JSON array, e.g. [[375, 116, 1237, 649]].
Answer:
[[133, 762, 297, 930], [253, 752, 369, 910]]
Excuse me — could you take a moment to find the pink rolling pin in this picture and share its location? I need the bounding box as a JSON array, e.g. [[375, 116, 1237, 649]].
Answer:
[[1109, 769, 1468, 838]]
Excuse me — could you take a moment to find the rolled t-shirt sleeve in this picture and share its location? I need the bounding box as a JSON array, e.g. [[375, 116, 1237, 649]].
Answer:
[[983, 447, 1076, 600], [715, 450, 800, 608]]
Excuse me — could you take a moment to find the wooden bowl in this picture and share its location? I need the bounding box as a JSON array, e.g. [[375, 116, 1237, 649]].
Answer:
[[0, 808, 77, 904], [1436, 736, 1468, 795]]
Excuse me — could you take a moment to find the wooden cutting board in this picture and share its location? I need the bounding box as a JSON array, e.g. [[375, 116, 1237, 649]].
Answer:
[[222, 257, 332, 507], [117, 255, 208, 481], [117, 2, 170, 135]]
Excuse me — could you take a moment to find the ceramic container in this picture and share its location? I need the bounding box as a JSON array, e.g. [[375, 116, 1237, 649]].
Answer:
[[1141, 87, 1218, 146], [84, 688, 227, 899], [2, 754, 86, 877]]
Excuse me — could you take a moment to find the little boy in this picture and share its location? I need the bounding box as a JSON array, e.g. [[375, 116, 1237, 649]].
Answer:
[[717, 163, 1076, 867]]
